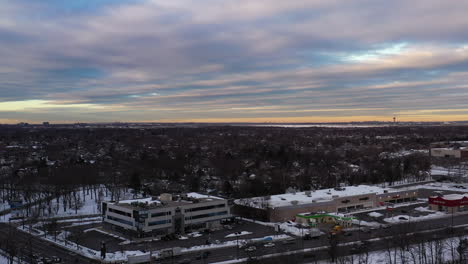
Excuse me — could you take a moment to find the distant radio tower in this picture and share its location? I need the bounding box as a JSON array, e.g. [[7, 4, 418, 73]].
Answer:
[[393, 116, 396, 123]]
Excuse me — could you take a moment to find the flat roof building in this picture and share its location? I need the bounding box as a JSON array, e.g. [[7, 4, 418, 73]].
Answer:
[[234, 185, 418, 222], [102, 193, 231, 237], [429, 193, 468, 213]]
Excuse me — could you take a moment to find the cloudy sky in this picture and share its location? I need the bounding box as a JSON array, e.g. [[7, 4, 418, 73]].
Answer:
[[1, 0, 468, 123]]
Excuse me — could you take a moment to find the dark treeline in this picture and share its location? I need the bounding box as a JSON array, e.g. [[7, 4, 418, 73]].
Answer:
[[0, 125, 467, 200]]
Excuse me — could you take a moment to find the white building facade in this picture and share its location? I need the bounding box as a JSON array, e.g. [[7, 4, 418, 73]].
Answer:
[[102, 193, 230, 236]]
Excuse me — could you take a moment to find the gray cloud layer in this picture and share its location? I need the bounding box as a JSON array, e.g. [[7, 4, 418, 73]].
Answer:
[[1, 0, 468, 122]]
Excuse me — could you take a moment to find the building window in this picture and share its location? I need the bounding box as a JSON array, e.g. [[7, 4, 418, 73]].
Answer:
[[185, 204, 226, 213], [359, 197, 369, 201], [109, 208, 131, 217], [186, 211, 228, 220], [151, 211, 172, 217], [148, 219, 172, 226], [107, 215, 133, 226]]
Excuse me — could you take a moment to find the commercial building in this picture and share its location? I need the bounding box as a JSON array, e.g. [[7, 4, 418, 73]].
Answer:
[[234, 185, 418, 222], [430, 148, 468, 159], [102, 193, 231, 236], [428, 193, 468, 213]]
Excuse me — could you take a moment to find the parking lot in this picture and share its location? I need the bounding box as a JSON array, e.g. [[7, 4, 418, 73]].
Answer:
[[352, 202, 444, 225], [63, 219, 282, 253]]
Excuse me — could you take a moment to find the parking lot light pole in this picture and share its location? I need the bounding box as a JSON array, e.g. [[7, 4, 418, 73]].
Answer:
[[451, 208, 454, 233], [236, 232, 240, 259]]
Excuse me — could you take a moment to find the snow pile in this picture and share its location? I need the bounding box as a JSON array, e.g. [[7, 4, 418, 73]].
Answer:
[[368, 212, 383, 218], [384, 211, 446, 223], [187, 231, 203, 238], [414, 206, 435, 212], [225, 231, 252, 238]]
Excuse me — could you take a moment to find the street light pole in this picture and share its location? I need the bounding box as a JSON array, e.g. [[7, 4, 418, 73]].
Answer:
[[451, 208, 454, 233], [236, 233, 239, 259]]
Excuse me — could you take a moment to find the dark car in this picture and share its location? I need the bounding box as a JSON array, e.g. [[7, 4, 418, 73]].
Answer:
[[202, 251, 211, 258]]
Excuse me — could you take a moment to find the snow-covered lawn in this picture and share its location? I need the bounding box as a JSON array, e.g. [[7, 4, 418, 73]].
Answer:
[[0, 186, 138, 223]]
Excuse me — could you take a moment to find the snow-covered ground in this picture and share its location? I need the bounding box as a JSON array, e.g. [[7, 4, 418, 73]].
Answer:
[[314, 235, 468, 264], [368, 212, 383, 218], [0, 254, 8, 264], [0, 186, 137, 223], [225, 231, 252, 238], [383, 211, 446, 224], [181, 234, 290, 253], [213, 234, 468, 264], [414, 206, 434, 212]]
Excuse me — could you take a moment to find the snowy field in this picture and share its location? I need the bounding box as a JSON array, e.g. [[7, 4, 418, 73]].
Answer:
[[0, 186, 137, 222]]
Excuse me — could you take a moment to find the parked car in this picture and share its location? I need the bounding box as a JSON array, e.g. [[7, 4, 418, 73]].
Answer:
[[282, 238, 296, 244], [398, 216, 408, 220], [177, 258, 191, 264], [360, 228, 371, 233], [264, 242, 275, 247], [245, 246, 256, 252]]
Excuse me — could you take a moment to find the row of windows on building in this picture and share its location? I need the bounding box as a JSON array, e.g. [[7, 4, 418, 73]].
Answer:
[[148, 219, 172, 226], [184, 203, 226, 213], [147, 204, 227, 218], [151, 211, 172, 218], [185, 211, 228, 220], [107, 215, 133, 226], [109, 208, 132, 217]]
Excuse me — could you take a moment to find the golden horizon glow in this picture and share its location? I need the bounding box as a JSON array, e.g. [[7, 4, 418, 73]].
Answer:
[[1, 115, 467, 124]]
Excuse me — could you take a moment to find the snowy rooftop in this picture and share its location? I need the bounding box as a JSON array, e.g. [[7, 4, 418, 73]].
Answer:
[[114, 193, 224, 209], [432, 193, 468, 200], [118, 197, 161, 206], [236, 185, 395, 209], [186, 192, 223, 201]]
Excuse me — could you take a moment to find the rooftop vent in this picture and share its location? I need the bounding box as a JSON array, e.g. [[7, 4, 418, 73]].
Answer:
[[160, 193, 173, 202], [291, 200, 299, 205]]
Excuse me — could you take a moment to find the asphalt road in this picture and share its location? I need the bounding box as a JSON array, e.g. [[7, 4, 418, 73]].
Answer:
[[156, 213, 468, 264], [0, 222, 101, 264]]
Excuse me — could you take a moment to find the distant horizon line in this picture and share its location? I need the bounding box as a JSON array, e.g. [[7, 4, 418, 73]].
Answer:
[[3, 120, 468, 125]]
